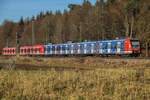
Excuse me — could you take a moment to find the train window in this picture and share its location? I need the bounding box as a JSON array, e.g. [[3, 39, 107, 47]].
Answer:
[[46, 47, 48, 51], [78, 45, 80, 50], [102, 44, 107, 49], [61, 46, 63, 51], [31, 48, 33, 52], [48, 47, 50, 51], [108, 43, 111, 49], [111, 43, 116, 49], [81, 45, 83, 50], [28, 48, 30, 53], [25, 49, 27, 53], [71, 45, 74, 50], [38, 48, 40, 51], [91, 44, 94, 49], [87, 45, 90, 50], [99, 43, 102, 49], [84, 44, 87, 49], [68, 46, 70, 51], [65, 46, 68, 50], [130, 40, 140, 49], [35, 48, 37, 52], [117, 42, 121, 48], [50, 47, 52, 51], [52, 46, 55, 51], [57, 46, 60, 51], [121, 42, 124, 49], [45, 47, 47, 51], [94, 44, 96, 50]]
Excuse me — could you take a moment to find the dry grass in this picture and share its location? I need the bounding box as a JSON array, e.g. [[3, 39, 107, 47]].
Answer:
[[0, 56, 150, 100], [0, 68, 150, 100]]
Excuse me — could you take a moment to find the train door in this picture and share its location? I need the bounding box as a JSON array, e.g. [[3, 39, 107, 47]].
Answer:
[[117, 41, 121, 54], [55, 45, 57, 55], [108, 42, 111, 54], [80, 43, 84, 54], [64, 45, 67, 55], [48, 45, 50, 54], [84, 43, 87, 54], [91, 43, 94, 54], [23, 48, 25, 55], [60, 45, 62, 54], [99, 42, 103, 54], [71, 44, 74, 54], [57, 45, 61, 55], [62, 45, 65, 55], [45, 46, 48, 55], [78, 44, 81, 54], [29, 47, 31, 55], [74, 44, 78, 55], [50, 46, 52, 55], [52, 45, 55, 55], [102, 42, 107, 54]]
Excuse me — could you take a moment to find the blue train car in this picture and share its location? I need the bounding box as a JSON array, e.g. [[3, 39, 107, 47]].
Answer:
[[44, 38, 140, 56]]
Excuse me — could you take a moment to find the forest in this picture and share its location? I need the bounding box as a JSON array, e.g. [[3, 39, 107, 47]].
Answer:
[[0, 0, 150, 55]]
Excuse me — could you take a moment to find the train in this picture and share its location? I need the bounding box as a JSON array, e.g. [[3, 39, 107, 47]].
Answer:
[[2, 38, 141, 56]]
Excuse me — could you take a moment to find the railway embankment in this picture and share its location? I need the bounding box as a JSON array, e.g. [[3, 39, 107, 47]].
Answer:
[[0, 56, 149, 70]]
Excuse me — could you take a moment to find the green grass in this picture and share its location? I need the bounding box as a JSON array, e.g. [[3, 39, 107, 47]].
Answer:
[[0, 68, 150, 100]]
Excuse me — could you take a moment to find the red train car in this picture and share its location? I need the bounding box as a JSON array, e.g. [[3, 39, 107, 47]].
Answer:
[[20, 46, 33, 55], [3, 47, 16, 55], [32, 45, 44, 55], [20, 45, 44, 55]]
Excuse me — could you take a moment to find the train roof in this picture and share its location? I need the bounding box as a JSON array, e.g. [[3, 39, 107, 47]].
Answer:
[[44, 38, 129, 46], [3, 47, 16, 50]]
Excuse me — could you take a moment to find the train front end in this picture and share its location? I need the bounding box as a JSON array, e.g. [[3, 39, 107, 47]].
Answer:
[[124, 38, 140, 56]]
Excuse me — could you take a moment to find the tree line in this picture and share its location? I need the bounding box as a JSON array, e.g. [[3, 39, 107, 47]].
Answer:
[[0, 0, 150, 56]]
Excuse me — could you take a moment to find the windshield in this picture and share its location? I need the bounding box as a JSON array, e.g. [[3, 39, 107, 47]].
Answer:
[[131, 40, 140, 49]]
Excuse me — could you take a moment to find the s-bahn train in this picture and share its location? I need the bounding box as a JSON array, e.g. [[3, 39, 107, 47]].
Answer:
[[2, 38, 141, 56]]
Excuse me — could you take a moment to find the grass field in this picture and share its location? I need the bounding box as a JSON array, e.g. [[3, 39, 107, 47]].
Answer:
[[0, 57, 150, 100]]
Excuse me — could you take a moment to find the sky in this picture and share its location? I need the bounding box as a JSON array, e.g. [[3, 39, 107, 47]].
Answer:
[[0, 0, 97, 25]]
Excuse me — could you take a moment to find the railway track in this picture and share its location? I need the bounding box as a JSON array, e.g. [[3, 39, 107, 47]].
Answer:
[[0, 55, 150, 62]]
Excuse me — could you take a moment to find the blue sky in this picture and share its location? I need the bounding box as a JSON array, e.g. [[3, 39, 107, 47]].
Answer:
[[0, 0, 97, 25]]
